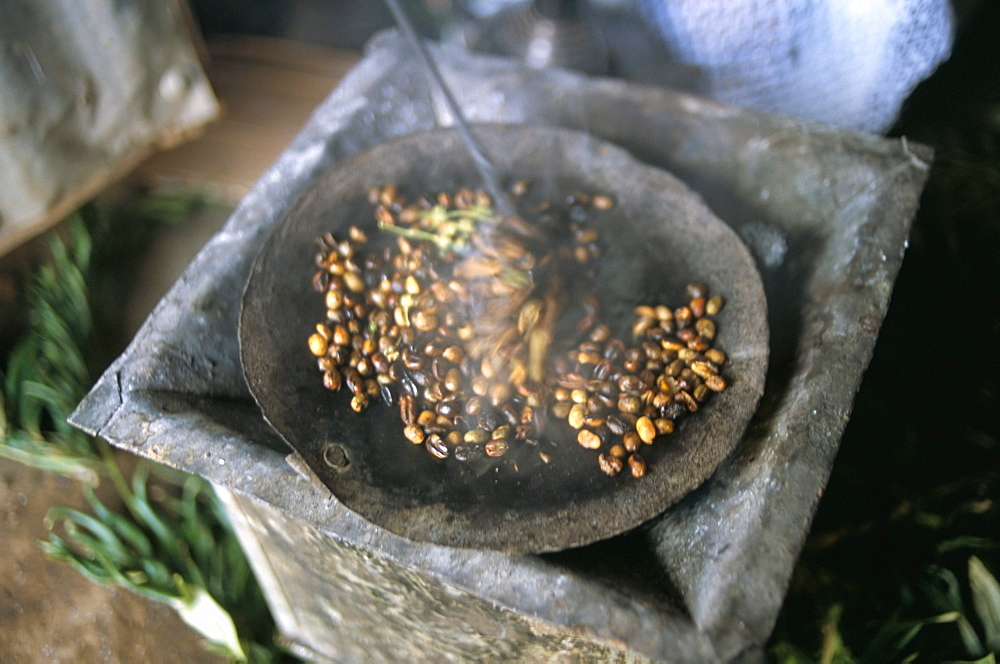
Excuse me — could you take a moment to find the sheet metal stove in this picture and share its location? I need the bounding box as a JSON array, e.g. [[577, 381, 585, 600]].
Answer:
[[71, 33, 931, 662]]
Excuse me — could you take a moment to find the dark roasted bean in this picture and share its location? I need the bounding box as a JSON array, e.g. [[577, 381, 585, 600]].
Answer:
[[632, 316, 655, 338], [592, 359, 612, 380], [322, 370, 341, 391], [464, 396, 484, 416], [619, 375, 643, 392], [478, 408, 500, 432], [688, 336, 710, 352], [436, 400, 460, 417], [312, 270, 330, 292], [402, 348, 423, 371], [639, 369, 656, 388], [325, 326, 349, 351], [409, 369, 429, 388], [662, 401, 687, 420], [645, 326, 666, 342], [454, 443, 484, 462], [690, 296, 706, 318], [676, 328, 697, 343], [485, 439, 509, 457], [606, 413, 629, 435], [426, 434, 448, 458], [603, 339, 625, 362], [425, 381, 446, 402], [424, 338, 446, 356], [500, 403, 520, 426], [628, 453, 647, 478], [371, 352, 390, 374], [623, 359, 642, 373], [598, 453, 623, 476], [350, 393, 369, 412], [686, 282, 708, 300], [399, 374, 418, 397], [345, 368, 364, 394], [675, 306, 693, 328], [676, 390, 699, 412], [618, 393, 642, 414], [586, 396, 606, 415]]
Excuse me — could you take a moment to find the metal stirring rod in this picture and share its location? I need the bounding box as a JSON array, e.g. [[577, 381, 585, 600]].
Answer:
[[383, 0, 516, 218]]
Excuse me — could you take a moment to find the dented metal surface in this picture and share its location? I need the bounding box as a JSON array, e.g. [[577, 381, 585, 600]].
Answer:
[[70, 32, 931, 661]]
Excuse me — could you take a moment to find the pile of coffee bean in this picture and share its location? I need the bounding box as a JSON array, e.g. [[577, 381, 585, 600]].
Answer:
[[307, 183, 729, 478]]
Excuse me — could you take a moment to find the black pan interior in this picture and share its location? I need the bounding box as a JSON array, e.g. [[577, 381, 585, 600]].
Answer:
[[239, 125, 769, 553]]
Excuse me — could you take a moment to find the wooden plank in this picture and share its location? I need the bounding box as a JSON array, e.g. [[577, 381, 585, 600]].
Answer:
[[135, 36, 360, 200]]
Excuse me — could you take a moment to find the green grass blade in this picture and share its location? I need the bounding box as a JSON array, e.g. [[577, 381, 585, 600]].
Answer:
[[40, 535, 112, 582], [4, 342, 42, 427], [46, 506, 133, 566], [20, 381, 76, 419], [937, 538, 1000, 555], [67, 214, 93, 272], [126, 466, 180, 556], [82, 486, 153, 559], [0, 434, 101, 483], [860, 613, 927, 663], [969, 556, 1000, 652], [139, 557, 177, 590]]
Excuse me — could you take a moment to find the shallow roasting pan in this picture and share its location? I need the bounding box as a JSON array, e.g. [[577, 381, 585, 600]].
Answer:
[[239, 125, 769, 554]]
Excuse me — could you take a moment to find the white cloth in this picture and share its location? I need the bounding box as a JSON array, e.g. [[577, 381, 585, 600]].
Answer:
[[640, 0, 954, 132]]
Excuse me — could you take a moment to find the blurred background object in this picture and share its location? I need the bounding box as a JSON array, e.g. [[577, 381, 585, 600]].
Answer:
[[465, 0, 611, 74], [638, 0, 956, 132], [0, 0, 219, 257], [188, 0, 958, 134]]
